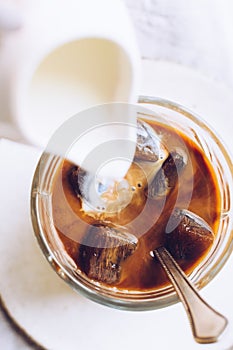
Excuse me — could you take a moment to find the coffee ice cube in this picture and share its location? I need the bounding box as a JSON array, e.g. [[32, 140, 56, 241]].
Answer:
[[135, 119, 168, 162], [78, 224, 137, 284], [165, 209, 214, 260], [148, 150, 187, 198]]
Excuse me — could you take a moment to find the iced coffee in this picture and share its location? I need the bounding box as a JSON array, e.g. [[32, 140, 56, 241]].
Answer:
[[51, 116, 220, 292]]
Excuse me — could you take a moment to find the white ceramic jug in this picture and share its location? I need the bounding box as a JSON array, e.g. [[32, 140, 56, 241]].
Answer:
[[0, 0, 140, 147]]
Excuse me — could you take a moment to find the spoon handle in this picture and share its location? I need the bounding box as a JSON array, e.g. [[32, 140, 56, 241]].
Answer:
[[153, 246, 228, 344]]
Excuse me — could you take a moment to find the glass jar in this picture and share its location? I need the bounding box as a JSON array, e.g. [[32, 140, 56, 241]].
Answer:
[[30, 96, 233, 311]]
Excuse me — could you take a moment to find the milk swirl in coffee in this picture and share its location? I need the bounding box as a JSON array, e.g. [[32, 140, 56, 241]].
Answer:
[[51, 117, 220, 291]]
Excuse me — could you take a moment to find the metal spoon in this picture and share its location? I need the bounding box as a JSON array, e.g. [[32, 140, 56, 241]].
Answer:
[[151, 246, 228, 344], [78, 213, 228, 344], [78, 222, 228, 344]]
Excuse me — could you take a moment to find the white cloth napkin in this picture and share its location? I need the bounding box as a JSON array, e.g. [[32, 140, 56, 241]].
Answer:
[[0, 139, 41, 226]]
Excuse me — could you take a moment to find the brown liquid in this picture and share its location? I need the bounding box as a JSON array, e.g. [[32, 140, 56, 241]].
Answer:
[[51, 118, 221, 291]]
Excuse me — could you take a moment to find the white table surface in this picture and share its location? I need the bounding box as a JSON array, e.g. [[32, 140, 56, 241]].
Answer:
[[0, 1, 233, 349]]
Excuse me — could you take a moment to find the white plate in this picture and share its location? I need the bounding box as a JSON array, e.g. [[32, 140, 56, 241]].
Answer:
[[0, 59, 232, 350]]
